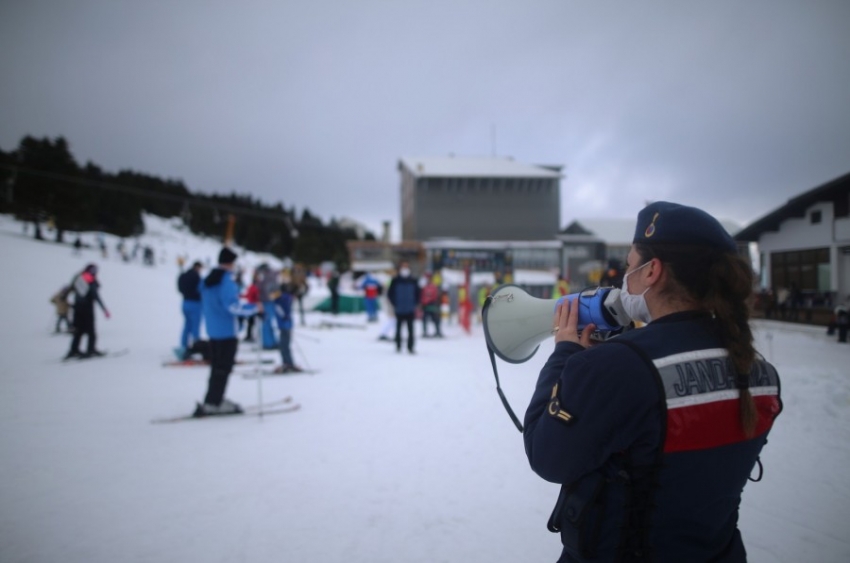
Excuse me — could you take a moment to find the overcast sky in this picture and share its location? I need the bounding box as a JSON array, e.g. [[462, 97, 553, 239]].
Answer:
[[1, 1, 849, 240]]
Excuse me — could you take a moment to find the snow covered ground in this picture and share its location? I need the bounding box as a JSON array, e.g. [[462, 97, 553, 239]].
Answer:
[[1, 213, 849, 563]]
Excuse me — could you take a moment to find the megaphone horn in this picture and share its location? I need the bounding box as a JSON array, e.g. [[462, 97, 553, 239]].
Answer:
[[482, 284, 560, 364], [482, 284, 631, 364]]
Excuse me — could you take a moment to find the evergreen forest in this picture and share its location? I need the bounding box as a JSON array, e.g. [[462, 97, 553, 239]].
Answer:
[[0, 136, 373, 268]]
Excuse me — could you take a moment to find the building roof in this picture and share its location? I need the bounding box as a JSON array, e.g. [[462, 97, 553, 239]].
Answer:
[[422, 239, 563, 250], [735, 171, 850, 242], [398, 155, 563, 178], [561, 218, 635, 245], [565, 216, 741, 246]]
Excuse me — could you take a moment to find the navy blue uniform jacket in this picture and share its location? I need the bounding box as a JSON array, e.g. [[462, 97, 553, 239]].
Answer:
[[524, 311, 782, 562]]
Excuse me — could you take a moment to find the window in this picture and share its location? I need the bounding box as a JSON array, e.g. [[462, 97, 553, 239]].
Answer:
[[770, 248, 830, 292], [811, 210, 822, 224], [835, 194, 849, 218]]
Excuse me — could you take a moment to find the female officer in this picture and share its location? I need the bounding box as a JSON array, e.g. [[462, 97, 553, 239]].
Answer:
[[524, 202, 782, 562]]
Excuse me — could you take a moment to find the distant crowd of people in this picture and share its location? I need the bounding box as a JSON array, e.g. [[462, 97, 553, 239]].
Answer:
[[756, 285, 850, 342], [50, 237, 847, 425], [71, 232, 158, 265]]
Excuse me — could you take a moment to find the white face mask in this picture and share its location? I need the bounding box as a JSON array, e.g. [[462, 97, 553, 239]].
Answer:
[[621, 261, 652, 323], [399, 268, 411, 277]]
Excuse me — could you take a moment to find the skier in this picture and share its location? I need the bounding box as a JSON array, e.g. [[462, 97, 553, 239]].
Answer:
[[64, 264, 110, 359], [524, 202, 782, 562], [328, 270, 341, 315], [358, 271, 383, 323], [387, 262, 421, 354], [420, 272, 442, 337], [176, 261, 203, 359], [255, 263, 279, 350], [241, 272, 261, 342], [50, 285, 73, 333], [377, 269, 396, 341], [194, 247, 258, 416], [272, 272, 303, 373], [292, 263, 310, 326]]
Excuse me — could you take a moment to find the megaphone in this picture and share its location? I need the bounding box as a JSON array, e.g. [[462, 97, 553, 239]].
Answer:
[[482, 284, 631, 364]]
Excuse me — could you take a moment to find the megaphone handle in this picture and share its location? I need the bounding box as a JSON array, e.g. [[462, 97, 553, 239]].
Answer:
[[487, 343, 524, 433]]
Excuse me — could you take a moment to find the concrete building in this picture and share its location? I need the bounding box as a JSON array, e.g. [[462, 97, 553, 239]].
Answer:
[[559, 219, 634, 284], [735, 171, 850, 316], [398, 156, 563, 241]]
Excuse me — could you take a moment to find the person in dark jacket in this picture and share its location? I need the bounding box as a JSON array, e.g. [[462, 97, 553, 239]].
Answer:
[[328, 270, 341, 315], [387, 262, 421, 354], [64, 263, 110, 359], [524, 202, 782, 562], [195, 248, 257, 416], [177, 261, 203, 358]]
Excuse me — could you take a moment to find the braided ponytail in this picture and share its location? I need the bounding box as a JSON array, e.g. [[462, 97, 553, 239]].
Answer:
[[635, 243, 759, 437], [707, 255, 758, 437]]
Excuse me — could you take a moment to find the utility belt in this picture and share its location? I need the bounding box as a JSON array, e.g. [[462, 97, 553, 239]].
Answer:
[[547, 469, 611, 559], [548, 459, 659, 562]]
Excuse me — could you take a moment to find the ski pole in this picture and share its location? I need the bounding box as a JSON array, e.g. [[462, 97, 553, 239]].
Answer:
[[293, 334, 314, 373], [293, 331, 321, 343], [255, 310, 265, 419]]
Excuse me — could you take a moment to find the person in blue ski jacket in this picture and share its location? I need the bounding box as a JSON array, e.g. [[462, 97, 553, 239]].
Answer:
[[272, 272, 303, 373], [177, 261, 203, 358], [387, 262, 421, 354], [524, 202, 782, 563], [195, 247, 257, 416]]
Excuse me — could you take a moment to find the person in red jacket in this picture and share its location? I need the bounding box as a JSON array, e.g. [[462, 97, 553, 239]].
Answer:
[[242, 274, 261, 342], [420, 272, 443, 337]]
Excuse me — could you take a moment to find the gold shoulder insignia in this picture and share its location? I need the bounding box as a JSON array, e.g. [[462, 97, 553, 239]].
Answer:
[[547, 383, 574, 424]]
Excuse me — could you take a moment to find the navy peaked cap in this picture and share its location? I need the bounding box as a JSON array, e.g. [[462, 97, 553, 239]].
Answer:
[[633, 201, 737, 252]]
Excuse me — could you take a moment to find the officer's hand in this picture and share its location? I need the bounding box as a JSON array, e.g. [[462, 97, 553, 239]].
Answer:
[[553, 297, 595, 348]]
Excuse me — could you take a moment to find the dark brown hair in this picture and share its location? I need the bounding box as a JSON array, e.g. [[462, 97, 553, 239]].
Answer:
[[635, 243, 758, 437]]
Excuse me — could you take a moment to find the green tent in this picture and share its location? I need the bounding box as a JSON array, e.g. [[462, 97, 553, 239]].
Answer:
[[313, 295, 380, 314]]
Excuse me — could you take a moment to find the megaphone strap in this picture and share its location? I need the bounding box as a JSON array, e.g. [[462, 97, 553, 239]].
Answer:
[[488, 341, 524, 433], [483, 294, 525, 432]]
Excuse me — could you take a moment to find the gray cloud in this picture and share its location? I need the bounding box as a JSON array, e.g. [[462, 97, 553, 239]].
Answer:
[[2, 0, 849, 237]]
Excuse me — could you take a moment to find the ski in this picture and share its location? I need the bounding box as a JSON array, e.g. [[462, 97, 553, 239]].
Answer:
[[311, 321, 367, 330], [240, 368, 319, 379], [61, 349, 129, 363], [161, 358, 275, 367], [151, 397, 298, 424]]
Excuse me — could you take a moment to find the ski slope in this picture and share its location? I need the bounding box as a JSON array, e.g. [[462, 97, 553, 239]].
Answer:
[[0, 214, 848, 563]]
